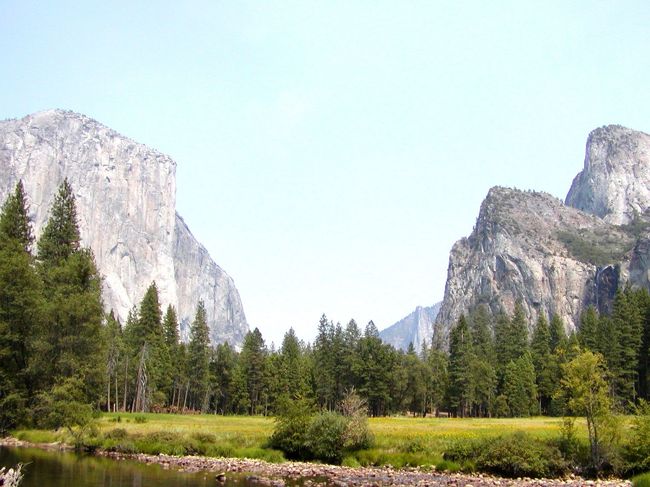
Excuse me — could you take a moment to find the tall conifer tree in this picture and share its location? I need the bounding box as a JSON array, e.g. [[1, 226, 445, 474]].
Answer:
[[0, 182, 41, 430], [187, 301, 211, 411], [34, 179, 104, 406]]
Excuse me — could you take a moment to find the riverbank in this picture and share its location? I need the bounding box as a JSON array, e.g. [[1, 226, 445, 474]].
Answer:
[[1, 437, 631, 487]]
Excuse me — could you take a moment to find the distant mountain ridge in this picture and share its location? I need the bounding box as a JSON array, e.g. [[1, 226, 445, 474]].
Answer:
[[435, 125, 650, 341], [0, 109, 248, 346], [380, 303, 441, 351]]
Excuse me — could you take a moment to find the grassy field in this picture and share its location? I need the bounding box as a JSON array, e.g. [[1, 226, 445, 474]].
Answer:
[[12, 412, 602, 468]]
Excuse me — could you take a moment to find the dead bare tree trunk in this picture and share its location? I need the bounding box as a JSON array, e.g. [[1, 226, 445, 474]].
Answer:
[[114, 374, 119, 412], [134, 344, 149, 413], [182, 382, 189, 412], [123, 355, 129, 412]]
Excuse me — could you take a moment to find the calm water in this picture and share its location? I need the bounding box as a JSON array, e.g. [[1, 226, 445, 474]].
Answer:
[[0, 446, 256, 487]]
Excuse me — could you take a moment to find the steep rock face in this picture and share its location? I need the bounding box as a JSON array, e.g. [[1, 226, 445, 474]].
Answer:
[[379, 303, 441, 351], [436, 187, 635, 340], [0, 109, 248, 345], [174, 216, 247, 345], [566, 125, 650, 225]]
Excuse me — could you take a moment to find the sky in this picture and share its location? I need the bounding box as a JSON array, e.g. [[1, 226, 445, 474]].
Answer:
[[1, 1, 649, 346]]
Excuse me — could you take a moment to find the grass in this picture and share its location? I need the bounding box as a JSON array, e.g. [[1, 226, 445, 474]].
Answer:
[[633, 472, 650, 487], [11, 414, 628, 472]]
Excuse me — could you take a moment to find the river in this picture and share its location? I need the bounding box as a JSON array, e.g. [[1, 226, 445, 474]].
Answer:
[[0, 446, 255, 486]]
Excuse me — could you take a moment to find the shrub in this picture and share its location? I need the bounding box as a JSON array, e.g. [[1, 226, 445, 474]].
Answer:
[[557, 417, 580, 462], [133, 415, 147, 424], [270, 391, 372, 464], [625, 401, 650, 474], [305, 412, 348, 464], [268, 397, 313, 460], [104, 428, 129, 441], [0, 393, 26, 434], [342, 456, 361, 468], [445, 432, 567, 478], [340, 389, 372, 451], [191, 432, 216, 443], [401, 437, 427, 454]]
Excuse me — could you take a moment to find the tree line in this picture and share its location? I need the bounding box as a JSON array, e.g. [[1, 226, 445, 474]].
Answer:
[[2, 179, 649, 433]]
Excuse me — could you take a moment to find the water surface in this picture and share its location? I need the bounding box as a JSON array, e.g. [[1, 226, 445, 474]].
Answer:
[[0, 446, 253, 486]]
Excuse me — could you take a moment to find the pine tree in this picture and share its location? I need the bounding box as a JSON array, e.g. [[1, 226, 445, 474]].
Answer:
[[36, 179, 80, 265], [277, 328, 309, 399], [187, 301, 211, 411], [468, 306, 497, 417], [0, 180, 34, 253], [531, 314, 554, 414], [425, 343, 448, 416], [162, 305, 181, 405], [0, 182, 41, 431], [211, 342, 236, 414], [355, 321, 394, 416], [502, 352, 538, 417], [342, 319, 362, 392], [127, 282, 170, 410], [469, 305, 495, 365], [495, 304, 529, 391], [447, 316, 474, 417], [401, 345, 428, 416], [610, 288, 644, 409], [313, 314, 336, 409], [34, 179, 104, 406], [549, 314, 567, 353], [239, 328, 268, 414], [104, 311, 123, 412], [578, 306, 600, 352]]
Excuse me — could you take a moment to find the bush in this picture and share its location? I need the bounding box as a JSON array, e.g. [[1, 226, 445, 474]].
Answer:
[[0, 393, 26, 434], [305, 412, 348, 464], [625, 401, 650, 474], [270, 391, 372, 464], [104, 428, 129, 440], [268, 397, 314, 460], [445, 432, 567, 478]]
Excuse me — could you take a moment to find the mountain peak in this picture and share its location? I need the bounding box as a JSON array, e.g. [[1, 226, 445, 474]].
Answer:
[[566, 124, 650, 224], [0, 109, 248, 346]]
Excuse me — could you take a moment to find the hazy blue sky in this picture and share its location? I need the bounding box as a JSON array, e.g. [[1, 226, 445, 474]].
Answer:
[[2, 1, 649, 345]]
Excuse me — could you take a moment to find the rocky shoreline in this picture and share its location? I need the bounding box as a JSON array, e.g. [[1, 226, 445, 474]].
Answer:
[[0, 437, 631, 486]]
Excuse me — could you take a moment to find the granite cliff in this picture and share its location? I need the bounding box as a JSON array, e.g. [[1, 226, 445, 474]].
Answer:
[[0, 109, 248, 346], [436, 125, 650, 340], [379, 303, 441, 352]]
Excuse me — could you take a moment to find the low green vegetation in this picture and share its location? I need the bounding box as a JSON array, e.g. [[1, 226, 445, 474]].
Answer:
[[633, 472, 650, 487], [557, 227, 634, 266], [269, 391, 372, 464], [13, 412, 650, 478]]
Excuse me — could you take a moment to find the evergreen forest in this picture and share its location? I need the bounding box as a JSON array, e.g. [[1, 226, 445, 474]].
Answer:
[[2, 180, 650, 434]]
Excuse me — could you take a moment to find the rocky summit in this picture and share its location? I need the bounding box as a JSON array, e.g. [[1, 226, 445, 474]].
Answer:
[[566, 125, 650, 225], [379, 303, 441, 352], [0, 109, 248, 346], [436, 125, 650, 341]]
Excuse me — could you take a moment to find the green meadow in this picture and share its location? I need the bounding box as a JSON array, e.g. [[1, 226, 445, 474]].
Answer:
[[12, 413, 609, 470]]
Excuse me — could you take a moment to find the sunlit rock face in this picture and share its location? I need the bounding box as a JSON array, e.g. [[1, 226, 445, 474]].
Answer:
[[436, 125, 650, 344], [379, 303, 441, 352], [0, 109, 248, 346], [566, 125, 650, 225]]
